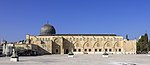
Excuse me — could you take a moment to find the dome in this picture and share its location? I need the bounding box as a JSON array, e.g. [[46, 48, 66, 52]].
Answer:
[[40, 23, 56, 35]]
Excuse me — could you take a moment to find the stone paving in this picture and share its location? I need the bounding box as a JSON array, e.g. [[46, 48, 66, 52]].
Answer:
[[0, 54, 150, 65]]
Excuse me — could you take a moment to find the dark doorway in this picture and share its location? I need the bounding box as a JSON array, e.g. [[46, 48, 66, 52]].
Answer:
[[65, 49, 69, 54], [56, 49, 59, 54]]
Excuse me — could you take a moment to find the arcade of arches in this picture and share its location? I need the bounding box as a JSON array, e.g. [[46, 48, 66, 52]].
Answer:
[[26, 34, 136, 55]]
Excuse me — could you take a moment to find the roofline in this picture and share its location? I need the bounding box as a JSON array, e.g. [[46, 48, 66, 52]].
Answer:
[[38, 34, 117, 36]]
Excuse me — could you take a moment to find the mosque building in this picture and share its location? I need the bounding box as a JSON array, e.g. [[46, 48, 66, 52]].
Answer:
[[24, 23, 136, 55]]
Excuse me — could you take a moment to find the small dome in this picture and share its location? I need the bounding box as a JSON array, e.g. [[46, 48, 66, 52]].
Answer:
[[40, 23, 56, 35]]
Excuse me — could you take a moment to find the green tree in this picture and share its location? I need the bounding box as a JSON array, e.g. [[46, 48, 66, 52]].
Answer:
[[126, 34, 129, 40], [137, 33, 149, 53]]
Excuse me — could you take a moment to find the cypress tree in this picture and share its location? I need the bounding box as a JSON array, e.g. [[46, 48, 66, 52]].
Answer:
[[126, 34, 129, 40]]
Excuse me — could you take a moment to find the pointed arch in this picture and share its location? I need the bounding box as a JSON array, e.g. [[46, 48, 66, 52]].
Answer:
[[86, 43, 89, 47], [113, 42, 118, 48], [97, 43, 100, 47], [103, 41, 109, 49], [92, 41, 99, 48], [76, 43, 79, 47]]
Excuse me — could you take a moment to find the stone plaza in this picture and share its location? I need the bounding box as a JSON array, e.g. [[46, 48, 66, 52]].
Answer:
[[0, 54, 150, 65]]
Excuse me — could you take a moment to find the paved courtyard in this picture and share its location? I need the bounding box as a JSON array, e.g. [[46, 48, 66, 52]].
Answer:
[[0, 54, 150, 65]]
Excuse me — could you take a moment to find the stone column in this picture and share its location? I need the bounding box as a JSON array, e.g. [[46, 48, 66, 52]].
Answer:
[[60, 37, 64, 55]]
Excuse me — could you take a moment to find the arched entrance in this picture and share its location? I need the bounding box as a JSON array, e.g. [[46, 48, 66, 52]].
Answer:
[[64, 49, 69, 54]]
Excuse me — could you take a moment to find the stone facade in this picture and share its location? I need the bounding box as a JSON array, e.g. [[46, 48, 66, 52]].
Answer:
[[26, 34, 136, 55]]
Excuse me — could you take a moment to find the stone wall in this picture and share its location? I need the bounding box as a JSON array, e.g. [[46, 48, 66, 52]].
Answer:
[[26, 34, 137, 55]]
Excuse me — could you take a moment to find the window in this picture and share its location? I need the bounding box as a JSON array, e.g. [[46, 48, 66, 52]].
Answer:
[[80, 38, 82, 41], [78, 49, 81, 52], [99, 49, 101, 52], [37, 38, 39, 41], [119, 49, 121, 52], [116, 49, 117, 52], [84, 49, 86, 52], [89, 49, 91, 52], [105, 49, 107, 52], [95, 49, 97, 52], [70, 38, 72, 41], [48, 38, 50, 41], [74, 49, 76, 52], [87, 38, 89, 41], [56, 49, 58, 53], [109, 49, 112, 52]]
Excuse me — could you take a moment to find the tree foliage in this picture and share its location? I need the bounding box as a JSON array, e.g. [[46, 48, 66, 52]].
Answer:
[[126, 34, 129, 40], [137, 33, 149, 53]]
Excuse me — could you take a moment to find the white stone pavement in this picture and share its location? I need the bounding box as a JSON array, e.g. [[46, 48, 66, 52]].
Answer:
[[0, 54, 150, 65]]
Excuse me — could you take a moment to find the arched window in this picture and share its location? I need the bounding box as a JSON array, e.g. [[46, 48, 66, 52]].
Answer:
[[80, 38, 82, 41], [70, 38, 72, 41], [87, 38, 89, 41], [45, 38, 47, 41]]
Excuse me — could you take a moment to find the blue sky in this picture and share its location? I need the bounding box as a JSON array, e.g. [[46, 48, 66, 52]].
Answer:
[[0, 0, 150, 41]]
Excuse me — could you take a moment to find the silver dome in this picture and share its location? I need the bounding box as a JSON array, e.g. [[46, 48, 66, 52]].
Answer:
[[40, 23, 56, 35]]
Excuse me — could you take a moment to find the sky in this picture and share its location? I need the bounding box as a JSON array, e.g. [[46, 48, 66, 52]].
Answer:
[[0, 0, 150, 42]]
